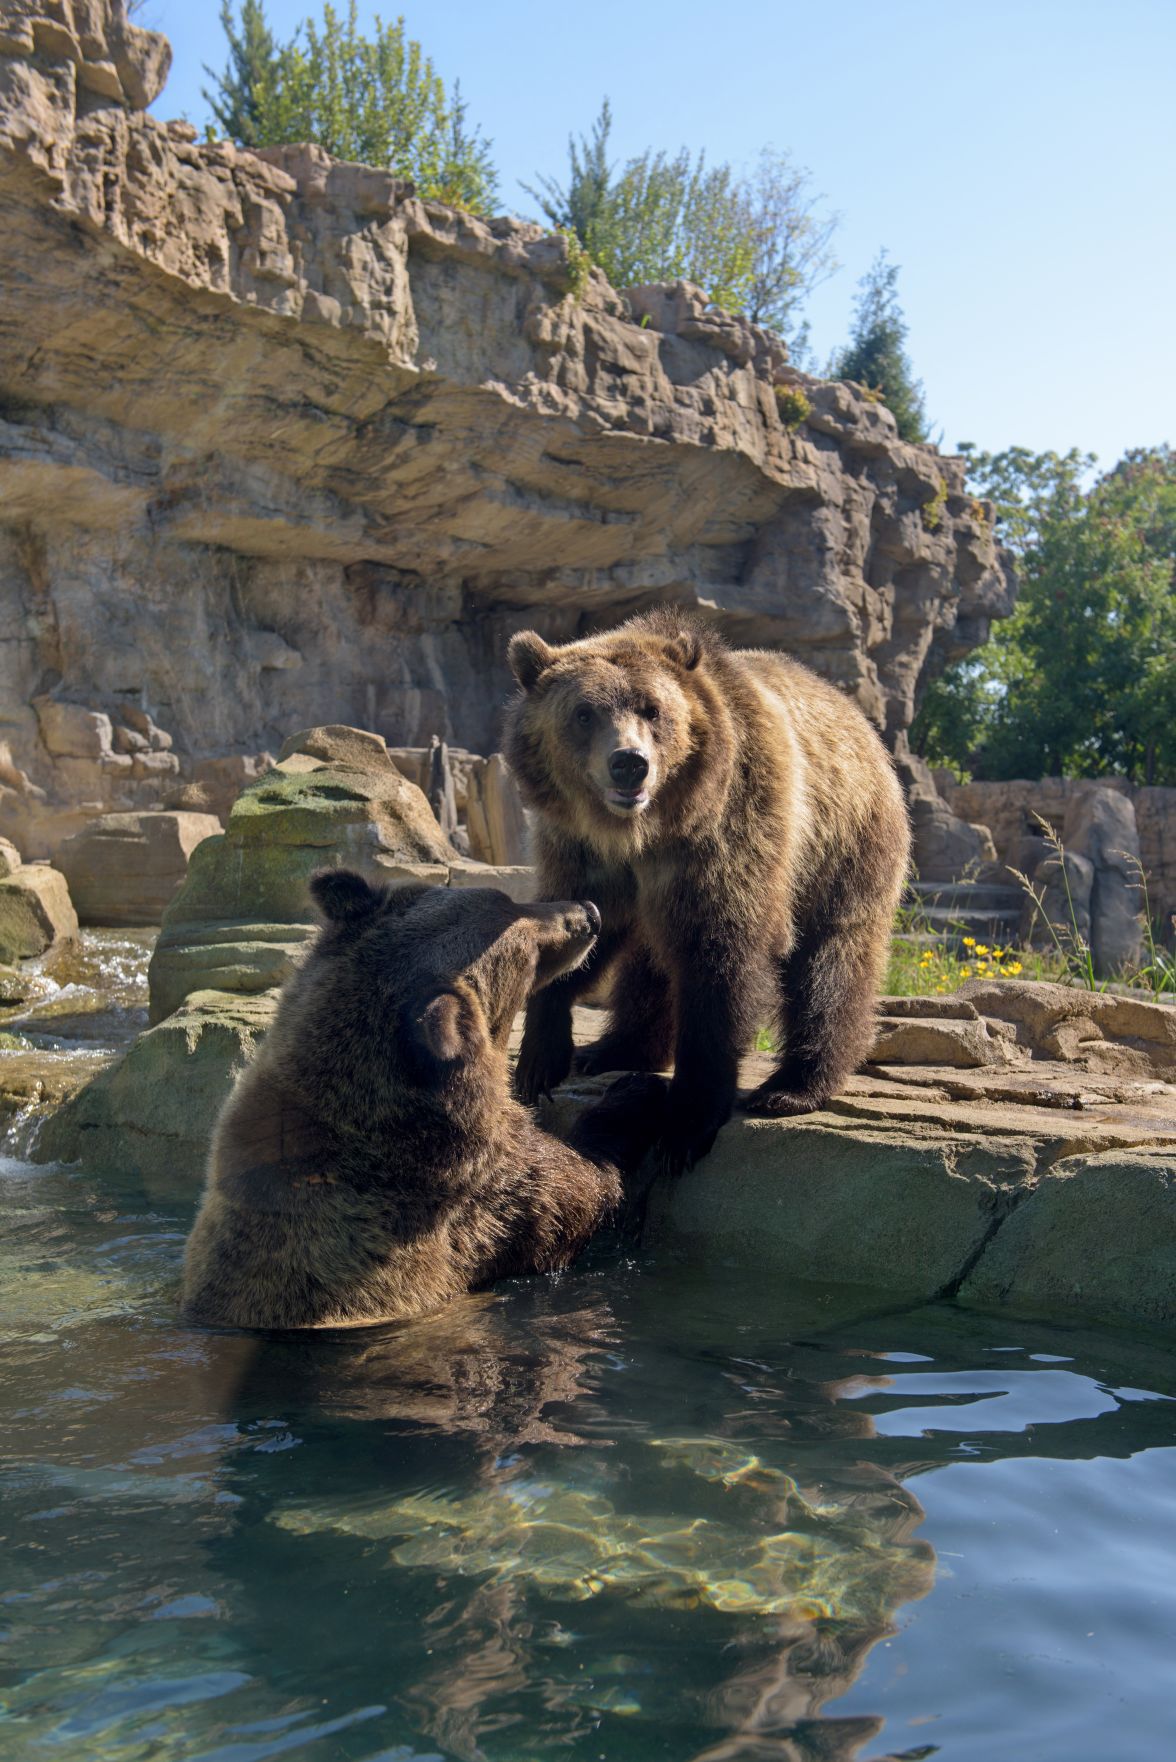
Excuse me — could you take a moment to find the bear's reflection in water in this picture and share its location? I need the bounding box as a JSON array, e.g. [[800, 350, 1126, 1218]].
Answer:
[[210, 1280, 935, 1762]]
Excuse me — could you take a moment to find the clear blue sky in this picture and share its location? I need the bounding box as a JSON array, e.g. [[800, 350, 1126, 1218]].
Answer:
[[143, 0, 1175, 468]]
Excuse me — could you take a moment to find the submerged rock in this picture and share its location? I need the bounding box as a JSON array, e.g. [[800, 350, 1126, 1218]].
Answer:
[[272, 1447, 933, 1626]]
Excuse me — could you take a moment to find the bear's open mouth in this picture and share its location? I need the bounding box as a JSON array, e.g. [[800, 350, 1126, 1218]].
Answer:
[[604, 786, 650, 813]]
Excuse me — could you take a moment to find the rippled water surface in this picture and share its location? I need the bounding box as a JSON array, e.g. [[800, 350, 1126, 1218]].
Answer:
[[1, 1143, 1174, 1762]]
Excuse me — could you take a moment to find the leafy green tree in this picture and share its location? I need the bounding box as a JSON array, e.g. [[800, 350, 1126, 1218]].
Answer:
[[204, 2, 497, 212], [742, 148, 838, 350], [829, 251, 927, 442], [525, 103, 836, 344], [912, 446, 1176, 785]]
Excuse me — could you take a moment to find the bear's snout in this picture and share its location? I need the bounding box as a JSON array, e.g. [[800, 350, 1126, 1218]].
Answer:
[[608, 748, 649, 790], [560, 901, 599, 940]]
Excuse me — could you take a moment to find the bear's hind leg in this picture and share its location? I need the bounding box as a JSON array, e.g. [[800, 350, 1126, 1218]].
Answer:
[[574, 944, 674, 1077], [744, 911, 890, 1118]]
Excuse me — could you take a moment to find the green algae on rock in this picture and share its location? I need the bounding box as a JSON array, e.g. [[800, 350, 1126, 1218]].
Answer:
[[0, 863, 78, 964], [147, 726, 453, 1023], [34, 989, 275, 1187]]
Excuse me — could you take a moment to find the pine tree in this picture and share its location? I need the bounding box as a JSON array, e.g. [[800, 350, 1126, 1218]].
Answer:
[[202, 0, 276, 150], [830, 251, 927, 443]]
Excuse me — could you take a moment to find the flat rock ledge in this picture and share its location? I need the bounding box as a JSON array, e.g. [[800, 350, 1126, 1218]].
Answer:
[[30, 976, 1176, 1334], [549, 979, 1176, 1334]]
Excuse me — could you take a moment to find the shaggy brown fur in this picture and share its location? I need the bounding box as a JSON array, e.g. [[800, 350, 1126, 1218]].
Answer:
[[181, 872, 667, 1330], [503, 608, 910, 1173]]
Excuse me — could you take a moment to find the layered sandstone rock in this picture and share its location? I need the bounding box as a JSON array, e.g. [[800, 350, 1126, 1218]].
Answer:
[[53, 809, 222, 925], [0, 0, 1013, 855]]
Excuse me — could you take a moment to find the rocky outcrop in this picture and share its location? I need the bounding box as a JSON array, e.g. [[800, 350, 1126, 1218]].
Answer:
[[0, 1, 1012, 855], [144, 721, 534, 1022], [53, 809, 222, 925], [598, 980, 1176, 1330]]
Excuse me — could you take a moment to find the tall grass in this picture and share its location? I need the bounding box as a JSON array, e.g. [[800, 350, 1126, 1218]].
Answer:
[[1008, 814, 1101, 991]]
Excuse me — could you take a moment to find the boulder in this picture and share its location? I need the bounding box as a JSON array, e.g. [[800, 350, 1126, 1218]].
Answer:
[[908, 790, 998, 883], [1066, 785, 1144, 975], [53, 810, 222, 926], [147, 726, 454, 1021], [0, 837, 21, 878], [0, 862, 78, 962], [34, 989, 275, 1187], [541, 979, 1176, 1331], [33, 698, 113, 760], [1020, 847, 1093, 953]]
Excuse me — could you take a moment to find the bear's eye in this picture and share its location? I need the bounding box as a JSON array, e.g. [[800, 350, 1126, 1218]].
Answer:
[[642, 704, 660, 722], [574, 703, 593, 728]]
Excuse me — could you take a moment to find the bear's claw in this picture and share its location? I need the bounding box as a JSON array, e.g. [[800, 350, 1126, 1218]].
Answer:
[[514, 1042, 572, 1105], [741, 1085, 825, 1119]]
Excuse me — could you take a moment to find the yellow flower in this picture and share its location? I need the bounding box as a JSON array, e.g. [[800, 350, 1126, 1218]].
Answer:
[[1003, 961, 1023, 976], [962, 936, 976, 948], [974, 944, 990, 957], [959, 965, 972, 978]]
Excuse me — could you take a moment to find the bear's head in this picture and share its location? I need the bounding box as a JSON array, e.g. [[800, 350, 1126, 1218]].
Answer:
[[264, 873, 601, 1135], [503, 610, 733, 848]]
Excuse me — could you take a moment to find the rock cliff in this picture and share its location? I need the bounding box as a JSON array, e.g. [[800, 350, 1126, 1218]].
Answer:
[[0, 0, 1014, 855]]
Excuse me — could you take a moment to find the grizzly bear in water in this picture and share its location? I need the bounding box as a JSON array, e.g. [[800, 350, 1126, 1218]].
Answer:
[[181, 872, 667, 1330], [503, 608, 910, 1174]]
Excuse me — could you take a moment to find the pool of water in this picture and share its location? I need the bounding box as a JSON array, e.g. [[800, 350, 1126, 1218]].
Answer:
[[1, 1145, 1174, 1762]]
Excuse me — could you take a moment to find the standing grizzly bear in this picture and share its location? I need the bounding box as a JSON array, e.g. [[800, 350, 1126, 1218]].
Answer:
[[181, 872, 667, 1330], [504, 608, 910, 1173]]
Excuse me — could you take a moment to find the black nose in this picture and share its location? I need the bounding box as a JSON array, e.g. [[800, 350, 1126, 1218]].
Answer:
[[608, 748, 649, 788], [583, 900, 602, 934]]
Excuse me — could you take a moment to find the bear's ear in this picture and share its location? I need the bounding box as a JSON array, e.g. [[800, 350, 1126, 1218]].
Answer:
[[508, 630, 556, 691], [309, 867, 383, 924], [664, 629, 703, 671], [415, 988, 486, 1066]]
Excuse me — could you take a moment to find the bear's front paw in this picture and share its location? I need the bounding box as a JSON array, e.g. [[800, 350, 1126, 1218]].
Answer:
[[652, 1115, 722, 1180], [514, 1035, 573, 1104], [741, 1082, 826, 1119]]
